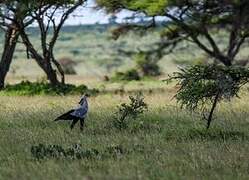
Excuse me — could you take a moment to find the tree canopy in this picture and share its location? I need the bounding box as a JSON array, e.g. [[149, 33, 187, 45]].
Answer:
[[97, 0, 249, 66]]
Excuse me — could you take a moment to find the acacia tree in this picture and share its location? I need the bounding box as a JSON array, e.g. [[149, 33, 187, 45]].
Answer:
[[0, 1, 34, 89], [97, 0, 249, 128], [0, 0, 84, 87], [17, 0, 85, 86]]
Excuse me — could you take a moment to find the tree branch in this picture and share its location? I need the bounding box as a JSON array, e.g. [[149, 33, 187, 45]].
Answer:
[[49, 0, 84, 51]]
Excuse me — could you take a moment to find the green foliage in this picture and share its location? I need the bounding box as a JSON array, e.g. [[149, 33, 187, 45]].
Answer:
[[31, 143, 127, 160], [2, 81, 99, 96], [111, 51, 161, 82], [170, 64, 249, 128], [97, 0, 168, 15], [31, 143, 99, 160], [127, 0, 168, 16], [2, 0, 76, 18], [112, 69, 140, 81], [173, 65, 249, 109], [96, 0, 125, 13], [97, 0, 249, 68], [160, 25, 182, 40], [113, 93, 148, 129], [63, 67, 77, 75]]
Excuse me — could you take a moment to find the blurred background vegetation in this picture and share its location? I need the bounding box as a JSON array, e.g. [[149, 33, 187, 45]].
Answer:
[[0, 24, 209, 85]]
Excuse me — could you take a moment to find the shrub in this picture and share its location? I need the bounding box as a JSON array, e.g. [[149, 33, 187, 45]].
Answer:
[[59, 36, 73, 41], [70, 49, 81, 56], [31, 144, 99, 160], [113, 93, 148, 129], [112, 69, 140, 81], [58, 57, 77, 75], [170, 64, 249, 129], [2, 81, 98, 96], [31, 144, 128, 160], [135, 52, 161, 77]]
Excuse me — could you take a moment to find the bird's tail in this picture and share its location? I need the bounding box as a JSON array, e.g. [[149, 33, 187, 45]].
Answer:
[[54, 110, 74, 121], [54, 117, 68, 121], [54, 117, 72, 121]]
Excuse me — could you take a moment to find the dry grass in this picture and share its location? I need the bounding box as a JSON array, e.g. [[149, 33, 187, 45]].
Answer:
[[0, 88, 249, 180], [1, 24, 249, 179]]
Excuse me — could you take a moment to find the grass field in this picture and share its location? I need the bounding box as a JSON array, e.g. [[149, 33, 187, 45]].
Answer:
[[0, 24, 249, 180], [0, 82, 249, 180]]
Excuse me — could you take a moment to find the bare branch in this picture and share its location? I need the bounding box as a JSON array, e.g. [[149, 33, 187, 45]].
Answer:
[[49, 0, 85, 50]]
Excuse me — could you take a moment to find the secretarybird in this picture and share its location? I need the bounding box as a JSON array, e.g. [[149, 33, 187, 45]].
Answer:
[[54, 94, 89, 130]]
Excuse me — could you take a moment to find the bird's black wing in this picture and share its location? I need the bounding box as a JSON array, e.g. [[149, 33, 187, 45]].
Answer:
[[54, 109, 77, 121]]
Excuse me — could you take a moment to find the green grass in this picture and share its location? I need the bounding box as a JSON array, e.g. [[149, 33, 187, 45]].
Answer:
[[0, 81, 98, 96], [1, 24, 249, 179], [0, 89, 249, 180]]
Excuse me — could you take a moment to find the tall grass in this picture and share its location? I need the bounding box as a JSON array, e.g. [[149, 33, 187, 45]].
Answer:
[[0, 91, 249, 179]]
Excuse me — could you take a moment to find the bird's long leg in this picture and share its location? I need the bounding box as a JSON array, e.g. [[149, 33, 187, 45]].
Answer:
[[70, 119, 79, 130], [80, 118, 85, 131]]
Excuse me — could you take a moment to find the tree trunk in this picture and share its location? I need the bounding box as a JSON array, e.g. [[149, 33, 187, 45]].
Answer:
[[19, 29, 60, 87], [51, 53, 65, 85], [30, 56, 60, 87], [206, 92, 220, 129], [43, 63, 60, 86], [0, 27, 19, 89], [28, 54, 60, 86]]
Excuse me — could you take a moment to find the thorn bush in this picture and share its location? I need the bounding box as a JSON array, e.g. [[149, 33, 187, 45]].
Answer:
[[112, 69, 140, 81], [170, 64, 249, 129], [113, 93, 148, 129]]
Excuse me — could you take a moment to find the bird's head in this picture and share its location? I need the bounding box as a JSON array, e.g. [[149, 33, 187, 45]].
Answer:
[[79, 93, 90, 105]]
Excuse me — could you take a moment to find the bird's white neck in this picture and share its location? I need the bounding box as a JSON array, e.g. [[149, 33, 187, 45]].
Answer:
[[79, 98, 88, 107]]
